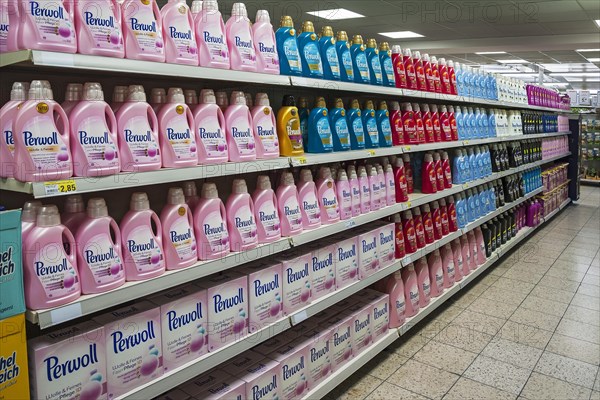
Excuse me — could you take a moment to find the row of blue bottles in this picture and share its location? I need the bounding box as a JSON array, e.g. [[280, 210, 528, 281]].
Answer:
[[452, 146, 493, 184], [455, 183, 497, 228], [523, 167, 541, 193], [455, 64, 498, 100], [456, 107, 498, 140]]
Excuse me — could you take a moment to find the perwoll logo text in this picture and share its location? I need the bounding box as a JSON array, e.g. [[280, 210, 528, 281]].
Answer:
[[170, 228, 192, 243], [84, 11, 115, 27], [234, 36, 252, 48], [0, 351, 19, 384], [35, 259, 68, 276], [198, 128, 222, 139], [203, 32, 224, 44], [333, 326, 350, 346], [282, 356, 304, 381], [286, 263, 309, 284], [3, 130, 13, 147], [167, 302, 203, 331], [130, 18, 156, 32], [337, 244, 356, 261], [213, 288, 244, 312], [312, 253, 333, 272], [85, 247, 117, 265], [258, 210, 277, 223], [283, 41, 299, 58], [354, 314, 370, 332], [374, 303, 388, 320], [30, 2, 65, 19], [322, 197, 337, 207], [125, 129, 152, 143], [254, 275, 279, 297], [235, 215, 254, 228], [79, 131, 110, 145], [111, 321, 156, 354], [304, 49, 320, 62], [167, 128, 191, 141], [380, 231, 393, 246], [169, 27, 192, 40], [43, 344, 98, 382], [316, 124, 330, 135], [0, 247, 15, 280], [303, 201, 318, 211], [0, 23, 8, 34], [128, 238, 156, 253], [256, 126, 275, 137], [23, 131, 58, 146], [231, 127, 251, 138], [361, 238, 376, 253], [310, 341, 329, 362], [204, 222, 225, 236], [284, 205, 300, 217], [258, 43, 276, 53], [251, 375, 277, 400]]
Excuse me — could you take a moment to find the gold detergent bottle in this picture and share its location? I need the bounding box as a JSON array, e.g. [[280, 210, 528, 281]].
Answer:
[[277, 95, 304, 156]]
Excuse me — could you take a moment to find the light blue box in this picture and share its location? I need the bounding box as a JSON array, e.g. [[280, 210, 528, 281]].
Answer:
[[0, 209, 25, 320]]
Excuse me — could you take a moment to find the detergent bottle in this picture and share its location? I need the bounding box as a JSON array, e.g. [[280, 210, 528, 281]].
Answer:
[[362, 100, 379, 148], [193, 89, 228, 164], [195, 0, 229, 69], [73, 0, 124, 57], [0, 82, 27, 178], [251, 93, 279, 159], [336, 169, 352, 220], [111, 86, 128, 114], [194, 182, 230, 260], [376, 101, 393, 147], [329, 98, 351, 151], [412, 103, 425, 143], [308, 97, 333, 153], [347, 99, 366, 150], [275, 16, 302, 76], [385, 271, 406, 328], [401, 103, 418, 144], [121, 0, 164, 62], [61, 83, 82, 118], [182, 181, 200, 210], [60, 195, 86, 237], [277, 172, 303, 236], [391, 45, 407, 88], [348, 165, 361, 217], [421, 153, 437, 194], [389, 101, 404, 146], [422, 53, 435, 92], [319, 26, 340, 80], [403, 154, 414, 194], [404, 48, 418, 89], [253, 10, 279, 74], [252, 175, 281, 242], [414, 258, 431, 307], [297, 168, 321, 229], [393, 157, 409, 202], [0, 0, 19, 52], [161, 0, 198, 65], [379, 42, 395, 87], [392, 213, 406, 259], [430, 56, 442, 93], [276, 95, 304, 156], [316, 167, 340, 223], [421, 104, 435, 143], [225, 91, 255, 161], [297, 96, 310, 150], [357, 165, 371, 214], [401, 264, 420, 317], [350, 35, 370, 84], [18, 0, 76, 53], [413, 51, 427, 91], [365, 38, 383, 85], [226, 178, 258, 251], [297, 20, 323, 79], [150, 88, 166, 115], [225, 2, 257, 71], [161, 187, 198, 269], [336, 31, 354, 82], [430, 104, 442, 142]]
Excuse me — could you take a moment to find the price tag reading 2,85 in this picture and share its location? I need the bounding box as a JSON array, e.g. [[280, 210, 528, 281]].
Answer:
[[44, 179, 78, 196]]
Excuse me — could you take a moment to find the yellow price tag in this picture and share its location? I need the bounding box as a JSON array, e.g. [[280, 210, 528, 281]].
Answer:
[[464, 140, 469, 145], [292, 157, 307, 166], [404, 146, 411, 151], [463, 183, 469, 189], [44, 179, 77, 196], [406, 201, 411, 208], [367, 150, 376, 156]]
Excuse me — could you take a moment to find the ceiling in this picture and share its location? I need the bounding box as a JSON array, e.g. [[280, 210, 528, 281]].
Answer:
[[171, 0, 600, 92]]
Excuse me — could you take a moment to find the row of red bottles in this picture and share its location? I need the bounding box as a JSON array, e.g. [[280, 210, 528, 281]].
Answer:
[[421, 152, 452, 194], [391, 47, 457, 95], [389, 102, 458, 146]]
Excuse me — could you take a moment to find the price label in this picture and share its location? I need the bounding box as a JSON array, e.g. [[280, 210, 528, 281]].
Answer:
[[463, 140, 469, 145], [345, 219, 356, 228], [463, 183, 469, 189], [44, 179, 77, 196], [404, 146, 411, 152], [406, 201, 411, 208], [367, 150, 376, 156], [291, 310, 308, 325], [404, 255, 412, 265], [291, 156, 307, 166]]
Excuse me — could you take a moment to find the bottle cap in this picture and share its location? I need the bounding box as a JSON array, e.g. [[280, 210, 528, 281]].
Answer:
[[395, 157, 404, 168], [315, 97, 327, 108], [447, 195, 455, 204], [336, 31, 348, 41], [402, 153, 411, 162], [201, 182, 218, 199], [401, 102, 413, 112], [21, 200, 42, 223], [413, 50, 421, 59], [127, 85, 147, 102], [332, 98, 344, 109], [255, 9, 270, 23], [422, 53, 430, 62], [255, 93, 270, 106], [364, 100, 374, 110], [433, 152, 441, 161], [432, 201, 439, 209], [256, 175, 273, 190], [447, 60, 454, 68], [232, 179, 248, 194], [231, 91, 247, 106], [407, 264, 415, 271], [379, 41, 390, 52], [184, 90, 198, 105], [337, 169, 348, 181], [422, 204, 430, 212], [82, 82, 104, 101], [281, 95, 296, 107], [182, 181, 197, 198], [403, 210, 413, 219], [280, 172, 295, 186], [64, 195, 84, 213], [430, 104, 438, 112], [215, 91, 228, 108], [350, 99, 361, 109], [10, 82, 28, 101], [448, 105, 454, 112], [231, 2, 247, 18], [167, 188, 186, 205], [431, 55, 438, 64], [196, 89, 215, 105], [191, 0, 203, 14], [113, 86, 128, 103], [379, 101, 388, 111], [442, 151, 449, 160], [348, 168, 358, 179], [420, 103, 430, 112], [389, 101, 400, 111], [319, 166, 332, 179], [130, 192, 150, 211], [424, 153, 433, 162], [412, 103, 420, 111], [29, 80, 52, 100], [392, 213, 401, 223], [352, 34, 364, 45], [65, 83, 83, 102], [299, 168, 313, 182], [321, 26, 334, 37], [366, 38, 378, 49], [369, 166, 377, 176], [391, 45, 401, 54], [298, 96, 308, 108], [280, 16, 294, 28], [87, 198, 108, 218], [301, 21, 315, 33], [244, 93, 253, 107], [36, 205, 61, 227], [357, 165, 367, 177]]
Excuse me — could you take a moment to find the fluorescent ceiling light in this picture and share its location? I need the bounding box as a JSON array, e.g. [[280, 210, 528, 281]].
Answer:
[[577, 49, 600, 52], [550, 72, 600, 77], [545, 83, 569, 86], [496, 59, 528, 63], [475, 51, 506, 55], [564, 77, 600, 82], [587, 58, 600, 62], [595, 20, 600, 28], [378, 31, 424, 39], [306, 8, 365, 20], [541, 63, 599, 72]]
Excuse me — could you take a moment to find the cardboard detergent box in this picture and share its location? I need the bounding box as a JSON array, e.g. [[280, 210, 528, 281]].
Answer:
[[0, 313, 29, 400], [0, 210, 25, 320]]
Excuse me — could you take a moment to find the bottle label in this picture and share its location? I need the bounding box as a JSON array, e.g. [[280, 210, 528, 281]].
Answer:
[[351, 118, 365, 146], [200, 22, 228, 62], [422, 276, 431, 300], [197, 114, 227, 158], [395, 59, 407, 86], [424, 218, 434, 241], [165, 10, 196, 60], [356, 52, 369, 80], [254, 111, 278, 154], [232, 29, 256, 65], [22, 115, 71, 172], [285, 115, 303, 151], [383, 58, 394, 83], [122, 115, 160, 164], [257, 37, 278, 69], [282, 36, 301, 71], [166, 111, 197, 161], [76, 115, 120, 171], [168, 214, 197, 261], [82, 233, 124, 284], [201, 211, 229, 253], [303, 42, 323, 75], [27, 0, 75, 44], [283, 197, 302, 231], [435, 269, 443, 290], [340, 49, 354, 79], [365, 117, 379, 145], [257, 200, 280, 238], [396, 295, 405, 317], [78, 1, 123, 50], [2, 120, 14, 156], [447, 260, 455, 280], [34, 243, 79, 299], [325, 46, 340, 77], [233, 205, 257, 245], [0, 8, 8, 49], [409, 283, 419, 309], [316, 116, 333, 150], [301, 190, 320, 225], [370, 57, 382, 82], [229, 117, 255, 156], [321, 186, 340, 220], [125, 3, 163, 54], [126, 226, 164, 272], [380, 118, 392, 145], [334, 118, 350, 149]]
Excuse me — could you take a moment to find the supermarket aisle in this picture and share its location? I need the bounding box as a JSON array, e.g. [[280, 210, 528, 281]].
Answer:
[[330, 186, 600, 400]]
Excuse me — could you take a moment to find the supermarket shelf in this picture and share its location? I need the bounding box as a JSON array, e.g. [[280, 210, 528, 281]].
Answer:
[[541, 198, 572, 224], [289, 147, 402, 168], [581, 178, 600, 185]]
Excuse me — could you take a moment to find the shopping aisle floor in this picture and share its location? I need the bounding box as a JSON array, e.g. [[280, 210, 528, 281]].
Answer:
[[329, 186, 600, 400]]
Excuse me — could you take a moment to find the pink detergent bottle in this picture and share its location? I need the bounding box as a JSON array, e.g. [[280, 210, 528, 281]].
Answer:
[[193, 89, 228, 164], [161, 187, 198, 269], [467, 230, 479, 269], [368, 166, 381, 211], [252, 9, 279, 74], [440, 243, 455, 288], [474, 226, 487, 265], [76, 198, 125, 294], [69, 82, 120, 177], [225, 91, 256, 161], [150, 88, 166, 114], [225, 2, 257, 72], [161, 0, 198, 65], [182, 181, 200, 210], [61, 83, 83, 117], [74, 0, 124, 58], [450, 238, 463, 282], [23, 205, 80, 310], [251, 93, 279, 159], [111, 86, 128, 113], [1, 0, 20, 52], [414, 257, 431, 307], [384, 163, 396, 207], [297, 168, 321, 230], [120, 192, 165, 281], [385, 271, 406, 328], [357, 165, 371, 214], [336, 169, 352, 220], [61, 195, 86, 235], [157, 87, 198, 168], [116, 85, 162, 172], [226, 178, 258, 251], [0, 82, 27, 178], [252, 175, 281, 242], [13, 80, 73, 182], [18, 0, 76, 52], [377, 164, 387, 208], [193, 182, 230, 260], [316, 166, 340, 224], [277, 172, 303, 236], [401, 264, 419, 317], [459, 235, 472, 277], [121, 0, 165, 62], [427, 249, 444, 297], [195, 0, 229, 69], [21, 200, 42, 242], [347, 165, 361, 217]]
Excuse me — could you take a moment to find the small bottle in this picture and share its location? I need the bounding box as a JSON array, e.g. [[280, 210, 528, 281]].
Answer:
[[403, 154, 414, 194], [253, 175, 281, 243], [226, 179, 258, 251], [348, 165, 361, 217], [385, 271, 406, 328], [316, 167, 340, 224], [421, 204, 435, 245], [358, 165, 371, 214], [277, 95, 304, 157], [161, 188, 198, 270], [251, 93, 279, 159], [413, 207, 426, 249], [414, 257, 431, 307], [431, 201, 443, 240], [392, 213, 406, 259], [421, 153, 438, 194], [393, 157, 409, 202], [194, 182, 230, 260], [297, 169, 322, 229], [277, 172, 303, 236], [427, 249, 444, 297], [401, 264, 420, 317]]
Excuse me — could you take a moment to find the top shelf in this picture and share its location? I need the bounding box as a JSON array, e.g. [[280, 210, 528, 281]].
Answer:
[[2, 50, 567, 113]]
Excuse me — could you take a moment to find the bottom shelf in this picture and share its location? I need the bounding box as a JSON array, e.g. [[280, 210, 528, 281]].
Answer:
[[581, 178, 600, 185], [304, 198, 571, 399]]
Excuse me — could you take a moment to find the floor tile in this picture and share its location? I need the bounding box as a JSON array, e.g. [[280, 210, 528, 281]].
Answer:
[[492, 277, 536, 295], [547, 333, 600, 366], [509, 306, 562, 332], [477, 273, 500, 286], [365, 382, 428, 400], [478, 285, 528, 305], [359, 349, 409, 380], [583, 274, 600, 287], [551, 260, 592, 274], [570, 292, 600, 311], [534, 352, 598, 389], [413, 340, 478, 375], [449, 292, 479, 309], [556, 318, 600, 345], [481, 337, 543, 369], [558, 254, 595, 266], [442, 377, 516, 400], [579, 283, 600, 298], [501, 268, 544, 285], [434, 323, 494, 353], [520, 372, 592, 400], [529, 285, 575, 305], [435, 305, 464, 324], [390, 333, 430, 358], [468, 296, 519, 319], [539, 275, 580, 292], [417, 317, 450, 339], [387, 360, 459, 400], [335, 372, 383, 400], [562, 247, 599, 258], [451, 309, 506, 336], [520, 295, 569, 317], [591, 390, 600, 400], [564, 304, 600, 327], [496, 320, 553, 350], [546, 266, 586, 282], [463, 355, 530, 395]]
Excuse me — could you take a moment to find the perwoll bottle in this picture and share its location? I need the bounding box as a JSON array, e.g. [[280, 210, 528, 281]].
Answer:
[[251, 93, 279, 159], [0, 82, 28, 178], [195, 0, 229, 69], [253, 10, 279, 74], [160, 187, 198, 270], [277, 172, 303, 236], [226, 178, 258, 251], [194, 89, 228, 164], [225, 2, 257, 72], [297, 168, 321, 229], [194, 182, 230, 260], [161, 0, 199, 65]]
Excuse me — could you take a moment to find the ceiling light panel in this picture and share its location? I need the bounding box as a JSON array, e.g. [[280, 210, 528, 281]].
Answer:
[[577, 49, 600, 52], [475, 51, 507, 55], [306, 8, 365, 20], [496, 59, 529, 63], [378, 31, 424, 39]]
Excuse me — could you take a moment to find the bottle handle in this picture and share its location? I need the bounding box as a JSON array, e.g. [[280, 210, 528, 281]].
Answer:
[[151, 211, 163, 246], [105, 103, 118, 138], [54, 103, 70, 141], [62, 226, 77, 265], [109, 218, 123, 258], [147, 104, 159, 134]]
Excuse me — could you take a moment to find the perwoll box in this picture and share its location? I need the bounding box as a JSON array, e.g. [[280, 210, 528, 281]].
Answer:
[[239, 357, 280, 400], [268, 340, 311, 400], [195, 375, 246, 400], [0, 210, 25, 320], [202, 272, 249, 352], [334, 234, 359, 289], [280, 251, 312, 315], [150, 285, 208, 372], [309, 244, 336, 300], [345, 301, 373, 356], [378, 223, 396, 268], [302, 325, 334, 388], [221, 350, 265, 376], [0, 314, 29, 400], [155, 388, 192, 400], [180, 369, 225, 397], [331, 296, 360, 314], [241, 262, 283, 333], [325, 312, 354, 371], [253, 334, 295, 357], [357, 227, 380, 279], [94, 300, 163, 398], [361, 289, 390, 342], [28, 320, 106, 400]]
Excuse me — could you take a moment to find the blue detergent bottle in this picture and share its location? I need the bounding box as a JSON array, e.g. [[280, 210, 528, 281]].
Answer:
[[456, 193, 468, 228], [455, 62, 465, 96], [379, 42, 395, 87], [365, 38, 383, 86], [452, 149, 464, 184], [481, 109, 490, 138], [307, 97, 333, 153], [329, 98, 351, 151], [475, 108, 484, 138], [297, 21, 323, 79], [362, 100, 380, 148], [488, 108, 497, 137], [467, 148, 476, 182], [298, 96, 310, 151], [350, 35, 370, 84], [376, 101, 393, 147], [455, 106, 465, 140], [468, 107, 477, 139], [466, 189, 476, 222], [335, 31, 354, 83], [318, 26, 340, 81], [347, 99, 366, 150], [275, 16, 303, 76]]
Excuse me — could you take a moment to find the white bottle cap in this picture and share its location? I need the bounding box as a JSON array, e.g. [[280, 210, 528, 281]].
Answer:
[[413, 50, 421, 59], [87, 198, 109, 218], [402, 209, 412, 219], [432, 201, 439, 209], [64, 195, 85, 213], [256, 9, 270, 23], [231, 2, 247, 17], [167, 88, 185, 104], [437, 57, 445, 65], [203, 0, 218, 11], [447, 60, 454, 67], [319, 166, 332, 180], [448, 105, 454, 112], [430, 104, 438, 112], [402, 153, 410, 162], [113, 86, 128, 103], [244, 93, 253, 107], [447, 195, 455, 204], [391, 45, 401, 54], [349, 168, 358, 180], [167, 188, 186, 205], [232, 179, 248, 194], [127, 85, 147, 102], [347, 164, 356, 174], [184, 90, 198, 105], [385, 163, 393, 174], [231, 91, 246, 106], [392, 213, 401, 223], [441, 105, 448, 112], [280, 172, 295, 186], [422, 53, 430, 61], [215, 91, 228, 108], [299, 169, 314, 183], [442, 151, 449, 160], [433, 152, 441, 161], [83, 82, 104, 101], [357, 165, 367, 177], [255, 93, 270, 106], [182, 181, 198, 197], [21, 200, 42, 223], [421, 103, 430, 112], [201, 182, 219, 199], [191, 0, 203, 13], [36, 205, 61, 227], [422, 204, 430, 213], [64, 83, 83, 102], [403, 48, 412, 57], [394, 157, 403, 168], [256, 175, 272, 190], [439, 198, 446, 207], [413, 207, 421, 216], [337, 169, 348, 181], [411, 103, 420, 111], [389, 101, 400, 111], [369, 166, 377, 177], [130, 192, 150, 211], [151, 88, 166, 104], [381, 158, 389, 168], [10, 82, 28, 101], [29, 80, 51, 101], [401, 102, 413, 112], [424, 153, 433, 163], [200, 89, 216, 104], [377, 164, 384, 174]]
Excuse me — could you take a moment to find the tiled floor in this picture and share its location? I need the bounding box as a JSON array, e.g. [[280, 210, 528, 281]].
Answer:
[[330, 186, 600, 400]]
